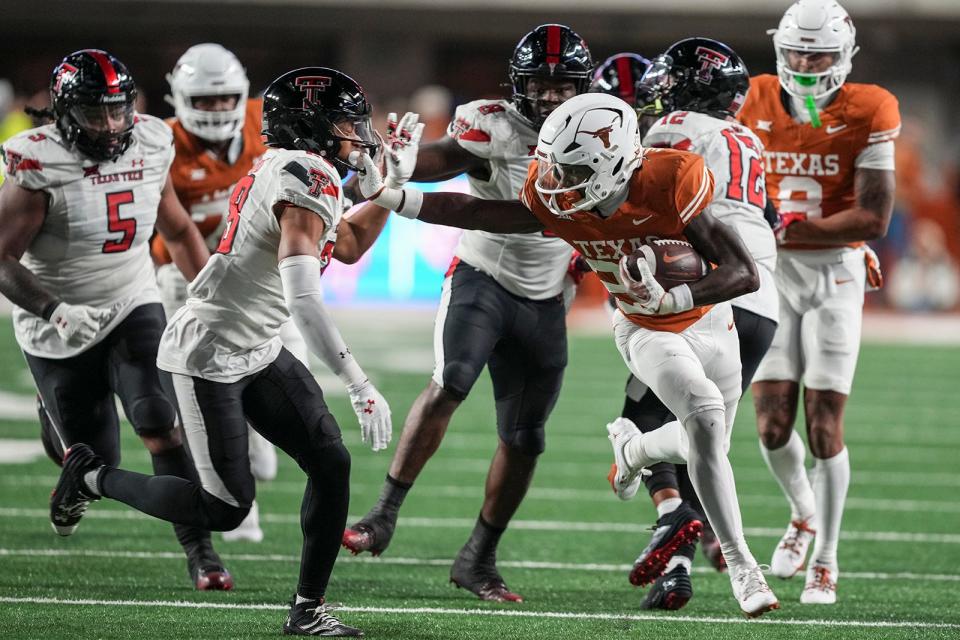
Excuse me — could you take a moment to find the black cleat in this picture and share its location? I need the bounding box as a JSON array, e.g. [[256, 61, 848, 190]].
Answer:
[[50, 444, 102, 536], [187, 541, 234, 591], [449, 545, 523, 602], [641, 563, 694, 610], [283, 598, 363, 636], [629, 502, 703, 586], [341, 510, 396, 557]]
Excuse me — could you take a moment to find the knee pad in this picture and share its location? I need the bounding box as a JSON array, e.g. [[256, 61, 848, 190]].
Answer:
[[201, 493, 250, 531], [129, 394, 177, 436], [678, 377, 724, 424], [300, 435, 351, 480], [643, 461, 679, 496], [440, 360, 480, 401], [499, 422, 545, 457]]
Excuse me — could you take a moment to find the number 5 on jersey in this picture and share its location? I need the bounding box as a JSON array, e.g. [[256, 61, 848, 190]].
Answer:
[[217, 174, 255, 254], [102, 190, 137, 253]]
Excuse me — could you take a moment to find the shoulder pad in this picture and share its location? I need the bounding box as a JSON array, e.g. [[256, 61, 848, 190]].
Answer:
[[1, 125, 72, 190], [133, 113, 174, 151]]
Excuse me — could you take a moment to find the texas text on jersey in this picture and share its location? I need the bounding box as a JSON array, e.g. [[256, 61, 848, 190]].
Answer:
[[0, 114, 173, 358], [152, 98, 267, 264], [447, 98, 571, 299], [738, 74, 899, 250], [158, 148, 341, 383], [521, 147, 715, 332]]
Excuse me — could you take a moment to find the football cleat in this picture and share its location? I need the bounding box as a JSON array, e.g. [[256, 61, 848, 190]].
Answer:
[[629, 502, 703, 587], [730, 564, 780, 618], [800, 563, 838, 605], [187, 541, 234, 591], [283, 598, 363, 636], [606, 417, 645, 501], [450, 546, 523, 603], [641, 562, 694, 610], [700, 526, 727, 573], [223, 500, 264, 543], [341, 510, 397, 557], [49, 444, 102, 536], [770, 517, 816, 579]]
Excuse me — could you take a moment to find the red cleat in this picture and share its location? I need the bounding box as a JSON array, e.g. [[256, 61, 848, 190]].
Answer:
[[194, 565, 234, 591], [342, 526, 383, 557], [629, 502, 703, 587], [700, 526, 727, 573]]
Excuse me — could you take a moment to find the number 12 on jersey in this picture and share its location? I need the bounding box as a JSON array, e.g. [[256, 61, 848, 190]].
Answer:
[[721, 129, 765, 209]]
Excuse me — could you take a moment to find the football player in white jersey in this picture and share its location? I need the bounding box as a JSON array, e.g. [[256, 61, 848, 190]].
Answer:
[[342, 24, 594, 603], [0, 49, 234, 591], [604, 38, 780, 610], [50, 66, 418, 637]]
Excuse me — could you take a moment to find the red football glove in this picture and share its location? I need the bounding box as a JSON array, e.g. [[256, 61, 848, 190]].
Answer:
[[864, 245, 883, 291], [775, 212, 807, 244], [567, 251, 591, 285]]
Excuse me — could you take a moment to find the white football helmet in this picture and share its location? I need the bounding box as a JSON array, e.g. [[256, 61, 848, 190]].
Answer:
[[534, 93, 641, 217], [769, 0, 858, 100], [166, 43, 249, 142]]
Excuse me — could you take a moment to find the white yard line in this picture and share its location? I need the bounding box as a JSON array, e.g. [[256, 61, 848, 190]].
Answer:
[[0, 595, 957, 629], [1, 547, 958, 583], [2, 507, 959, 543]]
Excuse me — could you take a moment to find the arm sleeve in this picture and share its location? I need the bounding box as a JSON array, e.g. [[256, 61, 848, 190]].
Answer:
[[279, 254, 366, 387]]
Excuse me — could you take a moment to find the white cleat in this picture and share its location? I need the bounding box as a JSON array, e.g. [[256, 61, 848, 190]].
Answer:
[[222, 500, 264, 543], [248, 428, 278, 481], [606, 417, 645, 501], [731, 564, 780, 618], [800, 563, 838, 604], [770, 518, 816, 578]]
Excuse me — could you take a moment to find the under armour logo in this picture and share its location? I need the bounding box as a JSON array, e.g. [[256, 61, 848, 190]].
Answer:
[[694, 46, 728, 84], [295, 76, 332, 109], [131, 159, 144, 168], [83, 165, 100, 177], [583, 125, 614, 148], [363, 399, 375, 414], [53, 63, 78, 93]]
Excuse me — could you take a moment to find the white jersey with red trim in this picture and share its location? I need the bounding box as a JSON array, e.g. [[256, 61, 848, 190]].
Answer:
[[158, 148, 342, 382], [644, 111, 776, 272], [447, 98, 571, 300], [0, 115, 173, 358]]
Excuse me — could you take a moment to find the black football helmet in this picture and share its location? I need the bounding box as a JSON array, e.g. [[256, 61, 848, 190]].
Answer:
[[261, 67, 379, 177], [589, 53, 651, 108], [508, 24, 594, 128], [50, 49, 137, 162], [636, 37, 750, 120]]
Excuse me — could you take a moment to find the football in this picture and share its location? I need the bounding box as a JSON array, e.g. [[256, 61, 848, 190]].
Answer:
[[626, 239, 710, 290]]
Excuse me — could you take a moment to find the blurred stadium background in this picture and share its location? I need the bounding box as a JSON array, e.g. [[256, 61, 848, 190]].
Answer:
[[2, 0, 960, 316], [2, 2, 960, 638]]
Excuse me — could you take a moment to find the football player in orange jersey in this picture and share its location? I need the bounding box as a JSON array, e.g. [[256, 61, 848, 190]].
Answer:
[[154, 43, 282, 544], [352, 92, 781, 618], [738, 0, 899, 604]]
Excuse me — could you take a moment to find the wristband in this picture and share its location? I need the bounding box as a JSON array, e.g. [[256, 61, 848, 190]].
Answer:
[[666, 284, 694, 313], [41, 300, 62, 321], [372, 187, 422, 219]]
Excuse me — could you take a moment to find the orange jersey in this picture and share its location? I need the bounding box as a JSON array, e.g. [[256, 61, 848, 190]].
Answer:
[[151, 98, 267, 264], [521, 148, 715, 333], [738, 75, 899, 250]]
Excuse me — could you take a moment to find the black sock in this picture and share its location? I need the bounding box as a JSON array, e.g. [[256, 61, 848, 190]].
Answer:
[[372, 474, 412, 518], [463, 515, 506, 561]]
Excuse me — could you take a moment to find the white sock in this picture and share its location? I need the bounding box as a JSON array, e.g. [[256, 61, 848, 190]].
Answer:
[[83, 468, 103, 496], [665, 554, 692, 573], [656, 497, 682, 519], [625, 420, 688, 468], [809, 447, 849, 568], [759, 430, 816, 521], [683, 408, 756, 572], [295, 594, 317, 605]]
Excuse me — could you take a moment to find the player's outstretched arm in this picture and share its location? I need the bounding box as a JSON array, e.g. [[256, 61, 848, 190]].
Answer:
[[417, 192, 545, 233], [778, 168, 895, 244], [155, 176, 210, 280], [277, 206, 391, 451], [0, 181, 58, 317], [683, 209, 760, 305], [411, 136, 488, 183]]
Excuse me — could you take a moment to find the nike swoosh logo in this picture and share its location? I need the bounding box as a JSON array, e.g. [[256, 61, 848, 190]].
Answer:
[[662, 252, 692, 264], [835, 278, 854, 285], [632, 215, 654, 225], [826, 124, 847, 134]]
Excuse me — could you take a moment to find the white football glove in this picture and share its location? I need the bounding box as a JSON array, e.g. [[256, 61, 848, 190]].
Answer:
[[346, 379, 392, 452], [618, 255, 693, 316], [350, 151, 423, 219], [49, 302, 116, 348], [384, 111, 425, 189]]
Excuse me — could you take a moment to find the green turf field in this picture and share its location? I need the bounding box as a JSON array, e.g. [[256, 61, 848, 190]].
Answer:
[[0, 317, 958, 639]]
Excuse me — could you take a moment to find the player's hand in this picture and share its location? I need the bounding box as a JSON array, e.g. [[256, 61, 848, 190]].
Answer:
[[774, 212, 807, 244], [49, 302, 116, 347], [351, 150, 386, 201], [384, 112, 425, 189], [864, 245, 883, 291], [567, 250, 591, 286], [347, 379, 392, 451], [618, 256, 690, 316]]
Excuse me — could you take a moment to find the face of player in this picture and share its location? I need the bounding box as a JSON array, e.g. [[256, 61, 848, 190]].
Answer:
[[536, 157, 595, 212], [191, 94, 240, 112], [72, 102, 134, 136], [525, 77, 579, 122], [331, 116, 379, 166], [784, 49, 839, 74]]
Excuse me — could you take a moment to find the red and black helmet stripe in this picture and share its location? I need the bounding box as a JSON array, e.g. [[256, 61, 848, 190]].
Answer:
[[615, 56, 634, 101], [84, 49, 121, 94], [545, 25, 562, 66]]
